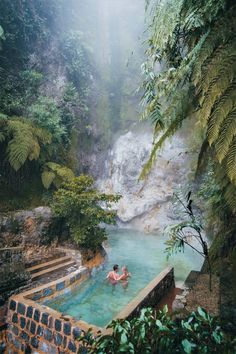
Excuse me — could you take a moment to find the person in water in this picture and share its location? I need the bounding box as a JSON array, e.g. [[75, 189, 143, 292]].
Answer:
[[118, 266, 131, 289], [106, 264, 120, 285]]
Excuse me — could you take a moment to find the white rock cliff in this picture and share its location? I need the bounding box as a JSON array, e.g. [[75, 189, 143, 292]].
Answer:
[[97, 127, 194, 232]]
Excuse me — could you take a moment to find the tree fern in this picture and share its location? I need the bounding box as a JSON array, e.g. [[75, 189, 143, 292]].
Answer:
[[41, 170, 56, 189], [226, 139, 236, 183], [4, 118, 51, 171], [207, 82, 236, 145], [41, 162, 74, 189], [215, 109, 236, 162], [143, 0, 236, 211]]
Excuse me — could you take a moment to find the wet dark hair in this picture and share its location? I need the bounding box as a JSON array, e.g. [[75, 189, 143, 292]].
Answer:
[[113, 264, 119, 271]]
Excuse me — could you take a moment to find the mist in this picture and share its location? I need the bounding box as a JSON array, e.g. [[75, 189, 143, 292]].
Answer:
[[60, 0, 146, 137]]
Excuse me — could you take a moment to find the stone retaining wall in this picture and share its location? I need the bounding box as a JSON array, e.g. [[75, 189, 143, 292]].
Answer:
[[0, 248, 30, 326], [6, 268, 92, 354], [6, 266, 175, 353]]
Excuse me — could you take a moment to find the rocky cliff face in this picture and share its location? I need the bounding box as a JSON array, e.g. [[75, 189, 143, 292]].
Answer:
[[0, 207, 56, 248], [97, 126, 195, 232]]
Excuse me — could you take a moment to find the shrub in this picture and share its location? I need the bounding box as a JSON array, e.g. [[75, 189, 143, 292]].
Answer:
[[79, 307, 235, 354], [51, 175, 120, 249]]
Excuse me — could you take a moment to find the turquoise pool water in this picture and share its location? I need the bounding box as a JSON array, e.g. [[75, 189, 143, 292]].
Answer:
[[44, 229, 203, 327]]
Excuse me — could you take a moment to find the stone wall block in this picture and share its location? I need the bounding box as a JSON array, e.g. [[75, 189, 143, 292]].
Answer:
[[41, 312, 49, 326], [55, 319, 62, 332], [56, 281, 65, 291], [19, 316, 26, 329], [30, 321, 36, 335], [30, 336, 39, 349], [72, 326, 81, 340], [26, 306, 33, 318], [17, 303, 26, 316], [68, 339, 77, 352], [36, 324, 44, 337], [33, 309, 40, 322], [62, 336, 67, 349], [44, 328, 53, 342], [63, 322, 71, 336], [48, 316, 54, 329], [11, 313, 18, 324], [20, 331, 29, 342], [9, 300, 16, 312], [54, 332, 63, 346]]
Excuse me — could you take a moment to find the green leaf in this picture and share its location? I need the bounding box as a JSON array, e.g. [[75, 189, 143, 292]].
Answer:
[[120, 332, 128, 344], [197, 307, 207, 320], [0, 25, 4, 40], [212, 331, 222, 344], [41, 171, 56, 189], [182, 339, 196, 354]]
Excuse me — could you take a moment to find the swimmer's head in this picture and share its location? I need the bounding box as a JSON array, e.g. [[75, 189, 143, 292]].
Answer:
[[122, 266, 128, 272], [113, 264, 119, 271]]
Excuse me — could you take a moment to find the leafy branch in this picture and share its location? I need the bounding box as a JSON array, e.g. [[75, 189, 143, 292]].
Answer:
[[165, 191, 212, 291]]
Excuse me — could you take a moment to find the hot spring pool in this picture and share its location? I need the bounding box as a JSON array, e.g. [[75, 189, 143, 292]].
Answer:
[[43, 229, 204, 327]]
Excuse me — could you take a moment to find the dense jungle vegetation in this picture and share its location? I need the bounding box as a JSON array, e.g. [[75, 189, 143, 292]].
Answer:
[[0, 0, 93, 209], [78, 0, 236, 351], [141, 0, 236, 277], [0, 0, 143, 211], [0, 0, 236, 352]]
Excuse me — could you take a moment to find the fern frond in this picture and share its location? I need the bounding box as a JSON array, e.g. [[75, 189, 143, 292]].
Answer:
[[6, 118, 51, 171], [195, 138, 210, 176], [143, 0, 236, 214], [226, 139, 236, 183], [223, 182, 236, 212], [41, 171, 56, 189], [28, 140, 40, 161], [215, 109, 236, 163], [34, 126, 52, 145], [192, 6, 236, 85], [140, 114, 185, 179], [207, 82, 236, 145], [199, 63, 236, 127], [0, 131, 5, 143], [7, 120, 34, 171], [42, 162, 75, 189], [199, 43, 236, 98]]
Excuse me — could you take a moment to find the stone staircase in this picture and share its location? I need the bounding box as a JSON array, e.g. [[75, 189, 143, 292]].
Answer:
[[26, 255, 77, 282]]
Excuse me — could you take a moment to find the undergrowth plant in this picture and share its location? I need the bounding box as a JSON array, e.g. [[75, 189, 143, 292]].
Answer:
[[52, 175, 120, 249], [165, 191, 212, 291], [141, 0, 236, 213], [78, 306, 235, 354]]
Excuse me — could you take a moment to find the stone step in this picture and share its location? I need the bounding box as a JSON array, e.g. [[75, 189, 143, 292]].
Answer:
[[31, 260, 77, 280], [25, 251, 66, 268], [27, 256, 72, 274]]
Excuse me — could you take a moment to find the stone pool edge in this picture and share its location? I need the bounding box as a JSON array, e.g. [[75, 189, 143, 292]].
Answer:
[[6, 267, 102, 353], [113, 266, 175, 321], [6, 266, 175, 353]]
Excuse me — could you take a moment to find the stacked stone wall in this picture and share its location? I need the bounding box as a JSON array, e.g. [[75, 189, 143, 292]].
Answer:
[[0, 248, 30, 326], [7, 300, 82, 353], [6, 266, 176, 353], [6, 268, 94, 353]]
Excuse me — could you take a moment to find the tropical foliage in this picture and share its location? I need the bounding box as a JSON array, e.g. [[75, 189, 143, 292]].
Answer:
[[51, 176, 120, 249], [41, 162, 75, 189], [141, 0, 236, 211], [27, 97, 65, 145], [0, 115, 51, 171], [0, 1, 93, 203], [79, 306, 235, 354], [165, 191, 212, 290]]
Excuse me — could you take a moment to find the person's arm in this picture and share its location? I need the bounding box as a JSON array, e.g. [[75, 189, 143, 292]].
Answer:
[[118, 274, 125, 281]]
